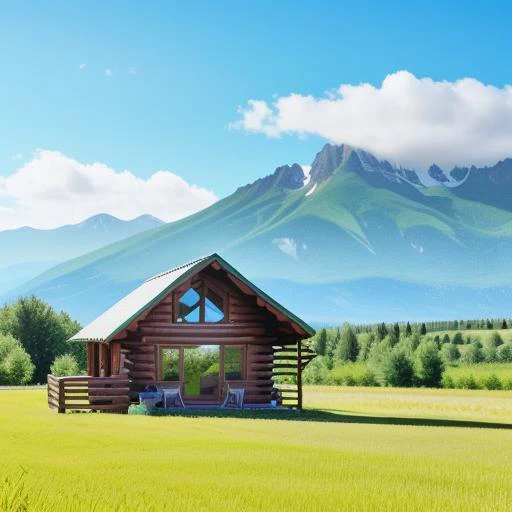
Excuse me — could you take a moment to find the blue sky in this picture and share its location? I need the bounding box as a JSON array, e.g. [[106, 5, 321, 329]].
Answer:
[[1, 1, 512, 227]]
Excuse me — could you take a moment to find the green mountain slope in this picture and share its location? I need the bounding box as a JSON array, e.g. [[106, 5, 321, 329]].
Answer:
[[8, 144, 512, 323]]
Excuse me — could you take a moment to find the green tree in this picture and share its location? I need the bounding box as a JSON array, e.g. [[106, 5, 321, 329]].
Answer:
[[497, 343, 512, 362], [501, 319, 508, 329], [415, 340, 444, 387], [0, 333, 34, 385], [405, 322, 412, 336], [460, 343, 484, 364], [335, 323, 359, 362], [50, 354, 80, 377], [383, 348, 414, 387], [4, 296, 81, 383], [488, 331, 504, 348], [314, 328, 328, 356], [356, 332, 375, 362], [440, 343, 460, 364], [420, 323, 427, 335], [376, 322, 388, 341], [452, 332, 463, 345], [442, 333, 451, 344], [393, 323, 400, 339]]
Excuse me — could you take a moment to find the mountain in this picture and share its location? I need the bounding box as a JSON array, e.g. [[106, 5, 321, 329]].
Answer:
[[0, 214, 163, 295], [6, 144, 512, 324]]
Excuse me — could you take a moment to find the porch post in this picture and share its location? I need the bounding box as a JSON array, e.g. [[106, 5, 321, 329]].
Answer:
[[297, 338, 302, 410]]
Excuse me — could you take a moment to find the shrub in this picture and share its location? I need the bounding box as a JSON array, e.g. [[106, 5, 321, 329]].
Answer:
[[483, 374, 502, 390], [441, 374, 455, 388], [487, 332, 504, 348], [460, 343, 484, 364], [440, 343, 460, 364], [452, 332, 463, 345], [50, 354, 79, 377], [375, 348, 414, 387], [497, 343, 512, 362], [414, 340, 444, 387], [458, 374, 479, 389], [442, 334, 450, 344], [0, 333, 34, 385]]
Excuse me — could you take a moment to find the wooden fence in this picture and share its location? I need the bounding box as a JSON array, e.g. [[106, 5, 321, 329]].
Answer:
[[47, 374, 130, 413]]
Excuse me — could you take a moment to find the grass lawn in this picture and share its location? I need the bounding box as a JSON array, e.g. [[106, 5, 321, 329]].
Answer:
[[1, 386, 512, 511]]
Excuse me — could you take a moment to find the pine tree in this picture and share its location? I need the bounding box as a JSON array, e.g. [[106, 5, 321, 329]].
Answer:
[[335, 323, 359, 362], [420, 323, 427, 335], [405, 322, 412, 336], [502, 319, 508, 329], [393, 322, 400, 339], [314, 328, 328, 356], [376, 322, 388, 341]]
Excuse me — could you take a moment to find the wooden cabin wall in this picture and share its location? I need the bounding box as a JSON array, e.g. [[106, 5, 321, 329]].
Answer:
[[114, 268, 297, 403]]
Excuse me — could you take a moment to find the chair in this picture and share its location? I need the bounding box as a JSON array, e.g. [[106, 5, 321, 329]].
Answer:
[[221, 382, 245, 409], [160, 385, 185, 409]]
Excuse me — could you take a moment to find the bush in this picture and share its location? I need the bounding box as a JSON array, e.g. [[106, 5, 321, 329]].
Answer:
[[458, 374, 479, 389], [441, 374, 455, 388], [440, 343, 460, 364], [50, 354, 79, 377], [380, 349, 415, 387], [497, 343, 512, 362], [483, 374, 502, 390], [452, 332, 464, 345], [488, 331, 504, 347], [0, 333, 34, 385], [414, 340, 444, 387], [460, 343, 484, 364]]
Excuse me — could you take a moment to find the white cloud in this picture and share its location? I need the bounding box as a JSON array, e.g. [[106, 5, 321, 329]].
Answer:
[[105, 69, 113, 77], [129, 66, 137, 75], [232, 71, 512, 170], [272, 237, 298, 259], [79, 63, 86, 71], [0, 150, 218, 230]]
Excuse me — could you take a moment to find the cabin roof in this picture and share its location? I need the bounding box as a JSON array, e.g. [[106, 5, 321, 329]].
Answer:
[[70, 253, 315, 342]]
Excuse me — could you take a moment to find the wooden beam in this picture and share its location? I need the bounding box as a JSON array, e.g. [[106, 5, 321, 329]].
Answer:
[[297, 339, 303, 410]]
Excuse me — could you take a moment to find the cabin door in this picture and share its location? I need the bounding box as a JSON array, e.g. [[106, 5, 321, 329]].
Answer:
[[183, 345, 221, 400]]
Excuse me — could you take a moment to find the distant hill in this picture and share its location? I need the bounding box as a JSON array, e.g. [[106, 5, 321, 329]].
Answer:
[[0, 214, 163, 295], [7, 144, 512, 324]]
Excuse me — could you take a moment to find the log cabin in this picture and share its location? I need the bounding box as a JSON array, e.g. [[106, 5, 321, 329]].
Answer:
[[47, 254, 316, 413]]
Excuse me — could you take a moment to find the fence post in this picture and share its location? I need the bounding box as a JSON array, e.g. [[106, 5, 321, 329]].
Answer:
[[58, 378, 65, 413]]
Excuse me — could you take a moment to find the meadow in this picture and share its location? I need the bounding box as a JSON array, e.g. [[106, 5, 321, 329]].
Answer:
[[1, 386, 512, 511]]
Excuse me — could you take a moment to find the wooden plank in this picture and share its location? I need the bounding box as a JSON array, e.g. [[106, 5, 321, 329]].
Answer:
[[88, 387, 130, 396], [142, 335, 277, 344]]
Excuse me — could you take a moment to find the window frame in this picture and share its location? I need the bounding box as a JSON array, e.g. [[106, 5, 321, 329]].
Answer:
[[174, 279, 228, 324]]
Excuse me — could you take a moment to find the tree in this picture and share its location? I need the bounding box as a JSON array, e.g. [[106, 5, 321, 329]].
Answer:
[[440, 343, 460, 364], [488, 332, 504, 348], [420, 323, 427, 335], [501, 319, 508, 329], [383, 349, 414, 387], [442, 334, 451, 344], [497, 343, 512, 362], [0, 333, 34, 385], [314, 328, 328, 356], [405, 322, 412, 337], [393, 323, 400, 339], [356, 332, 375, 362], [335, 323, 359, 362], [452, 332, 463, 345], [376, 322, 388, 341], [415, 340, 444, 387], [486, 319, 493, 330], [460, 343, 484, 365], [50, 354, 79, 377], [4, 296, 81, 383]]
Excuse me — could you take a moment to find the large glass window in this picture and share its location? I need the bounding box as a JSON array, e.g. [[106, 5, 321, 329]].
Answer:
[[160, 348, 180, 381], [224, 346, 243, 380], [184, 345, 220, 396], [176, 284, 225, 323]]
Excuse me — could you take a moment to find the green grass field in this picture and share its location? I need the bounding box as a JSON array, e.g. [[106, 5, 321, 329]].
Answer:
[[1, 386, 512, 511]]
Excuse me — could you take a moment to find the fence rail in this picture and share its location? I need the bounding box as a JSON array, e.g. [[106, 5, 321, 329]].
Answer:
[[47, 374, 130, 413]]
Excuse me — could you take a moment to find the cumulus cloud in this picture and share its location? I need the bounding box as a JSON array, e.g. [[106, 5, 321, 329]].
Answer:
[[231, 71, 512, 170], [0, 150, 218, 230], [272, 237, 298, 259]]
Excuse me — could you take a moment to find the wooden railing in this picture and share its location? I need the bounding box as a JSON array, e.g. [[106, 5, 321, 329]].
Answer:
[[47, 374, 130, 413]]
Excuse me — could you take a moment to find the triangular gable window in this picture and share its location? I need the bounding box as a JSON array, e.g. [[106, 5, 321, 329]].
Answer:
[[176, 283, 225, 323]]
